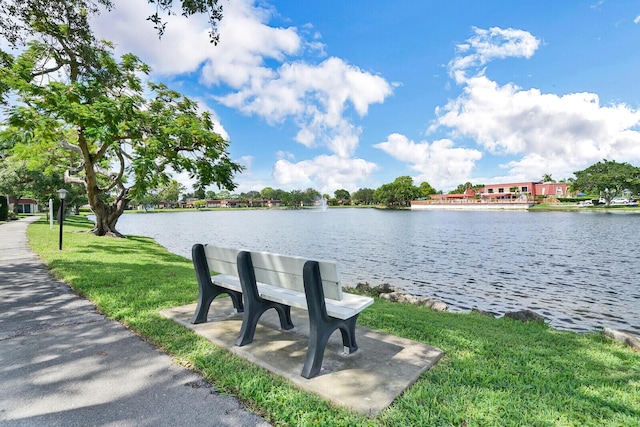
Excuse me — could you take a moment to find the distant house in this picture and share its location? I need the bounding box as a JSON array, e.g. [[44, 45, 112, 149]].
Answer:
[[481, 182, 568, 199], [428, 188, 478, 202], [205, 199, 281, 208], [202, 199, 242, 208], [249, 199, 282, 208], [178, 198, 198, 208], [8, 198, 39, 213], [412, 181, 570, 209]]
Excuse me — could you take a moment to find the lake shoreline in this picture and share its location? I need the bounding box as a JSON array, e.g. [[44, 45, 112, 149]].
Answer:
[[111, 208, 640, 337]]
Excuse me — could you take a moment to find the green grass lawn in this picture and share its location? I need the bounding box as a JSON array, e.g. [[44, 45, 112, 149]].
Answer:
[[27, 216, 640, 426], [531, 202, 640, 212]]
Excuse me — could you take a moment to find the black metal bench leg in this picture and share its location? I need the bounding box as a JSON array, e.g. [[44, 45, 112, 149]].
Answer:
[[300, 315, 359, 379], [301, 261, 360, 379], [191, 244, 244, 324], [277, 305, 294, 330], [235, 251, 294, 347], [339, 315, 359, 353], [236, 303, 293, 346], [302, 322, 329, 379]]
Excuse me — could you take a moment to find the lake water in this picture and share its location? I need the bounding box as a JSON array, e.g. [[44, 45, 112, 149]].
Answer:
[[114, 208, 640, 336]]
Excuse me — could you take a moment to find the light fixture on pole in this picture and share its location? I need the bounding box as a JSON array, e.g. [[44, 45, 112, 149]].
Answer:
[[56, 189, 68, 250]]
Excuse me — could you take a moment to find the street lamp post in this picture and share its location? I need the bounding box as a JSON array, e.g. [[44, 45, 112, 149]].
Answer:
[[57, 189, 68, 250]]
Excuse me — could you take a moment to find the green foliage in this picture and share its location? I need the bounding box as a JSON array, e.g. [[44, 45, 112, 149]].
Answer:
[[133, 189, 161, 210], [334, 188, 350, 201], [0, 159, 30, 207], [260, 187, 279, 200], [449, 181, 483, 194], [0, 0, 103, 51], [303, 187, 321, 204], [238, 190, 261, 201], [374, 176, 420, 206], [193, 187, 206, 200], [145, 0, 224, 44], [351, 188, 375, 205], [573, 160, 640, 206], [159, 180, 186, 204], [192, 199, 206, 209], [418, 181, 437, 197], [27, 216, 640, 426]]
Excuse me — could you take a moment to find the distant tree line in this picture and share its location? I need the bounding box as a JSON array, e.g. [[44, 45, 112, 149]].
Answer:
[[3, 160, 639, 216], [129, 175, 439, 209]]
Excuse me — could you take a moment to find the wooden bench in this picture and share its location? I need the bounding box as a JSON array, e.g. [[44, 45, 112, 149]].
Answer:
[[190, 243, 374, 378]]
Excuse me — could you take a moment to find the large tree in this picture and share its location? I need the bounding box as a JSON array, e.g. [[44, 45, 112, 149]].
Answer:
[[260, 187, 286, 201], [351, 188, 375, 205], [573, 160, 640, 206], [374, 176, 420, 207], [159, 180, 187, 205], [1, 2, 242, 236], [0, 160, 31, 213], [419, 181, 437, 197], [334, 189, 350, 201]]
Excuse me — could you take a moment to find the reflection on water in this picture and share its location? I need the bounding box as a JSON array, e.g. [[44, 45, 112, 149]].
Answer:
[[114, 208, 640, 336]]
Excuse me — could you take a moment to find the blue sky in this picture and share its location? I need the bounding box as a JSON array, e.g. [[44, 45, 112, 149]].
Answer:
[[90, 0, 640, 194]]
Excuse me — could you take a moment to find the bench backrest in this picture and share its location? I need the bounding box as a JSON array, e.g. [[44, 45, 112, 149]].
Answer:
[[203, 245, 343, 301]]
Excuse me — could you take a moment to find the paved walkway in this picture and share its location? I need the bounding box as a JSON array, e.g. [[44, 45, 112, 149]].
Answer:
[[0, 217, 271, 427]]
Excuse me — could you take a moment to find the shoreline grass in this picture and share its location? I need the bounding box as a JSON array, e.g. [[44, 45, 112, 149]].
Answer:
[[26, 216, 640, 426], [530, 202, 640, 212]]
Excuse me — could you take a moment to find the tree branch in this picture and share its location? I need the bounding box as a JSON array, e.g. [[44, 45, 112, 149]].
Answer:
[[59, 137, 82, 154], [99, 149, 126, 193], [64, 169, 84, 185]]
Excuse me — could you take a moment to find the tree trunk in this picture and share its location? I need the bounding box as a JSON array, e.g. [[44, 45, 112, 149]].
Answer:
[[9, 193, 22, 213], [89, 194, 128, 237]]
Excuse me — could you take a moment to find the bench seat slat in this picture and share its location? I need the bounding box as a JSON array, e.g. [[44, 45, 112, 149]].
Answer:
[[211, 274, 242, 292], [255, 282, 372, 320], [210, 275, 373, 320]]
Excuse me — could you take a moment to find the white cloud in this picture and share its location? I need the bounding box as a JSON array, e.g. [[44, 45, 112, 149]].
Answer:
[[276, 150, 296, 160], [272, 155, 378, 194], [448, 27, 540, 83], [199, 0, 301, 88], [236, 155, 254, 170], [92, 0, 213, 75], [216, 56, 392, 158], [431, 74, 640, 178], [374, 133, 483, 189], [634, 15, 640, 24]]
